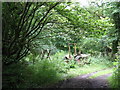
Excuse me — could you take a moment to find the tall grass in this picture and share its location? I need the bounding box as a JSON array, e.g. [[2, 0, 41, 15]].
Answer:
[[108, 70, 119, 88], [3, 60, 64, 88], [3, 51, 72, 88], [66, 55, 113, 78], [3, 51, 113, 88], [88, 56, 113, 67], [108, 57, 120, 88]]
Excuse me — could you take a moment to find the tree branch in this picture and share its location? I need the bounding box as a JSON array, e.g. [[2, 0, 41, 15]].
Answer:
[[8, 3, 32, 52], [32, 2, 60, 31], [25, 3, 60, 39]]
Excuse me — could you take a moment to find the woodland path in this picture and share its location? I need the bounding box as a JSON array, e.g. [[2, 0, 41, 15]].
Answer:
[[49, 68, 112, 88]]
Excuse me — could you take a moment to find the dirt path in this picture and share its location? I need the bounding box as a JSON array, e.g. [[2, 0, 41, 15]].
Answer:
[[89, 73, 112, 88], [49, 68, 112, 88]]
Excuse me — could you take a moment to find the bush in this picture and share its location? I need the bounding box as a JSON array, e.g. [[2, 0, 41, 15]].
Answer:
[[88, 56, 113, 67], [109, 56, 120, 88], [2, 63, 33, 88], [3, 51, 73, 88], [3, 60, 63, 88]]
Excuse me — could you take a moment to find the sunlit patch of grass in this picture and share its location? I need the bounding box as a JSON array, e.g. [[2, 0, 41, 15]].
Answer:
[[88, 68, 113, 79], [66, 63, 112, 79]]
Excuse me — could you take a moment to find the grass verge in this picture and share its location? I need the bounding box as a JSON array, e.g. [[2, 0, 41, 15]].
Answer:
[[88, 68, 113, 79], [65, 63, 112, 79]]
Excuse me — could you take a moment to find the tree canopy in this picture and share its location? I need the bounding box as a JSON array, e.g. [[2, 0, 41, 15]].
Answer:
[[2, 1, 120, 65], [2, 1, 120, 89]]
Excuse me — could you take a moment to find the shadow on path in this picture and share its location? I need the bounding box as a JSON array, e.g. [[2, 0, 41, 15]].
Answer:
[[49, 69, 112, 88]]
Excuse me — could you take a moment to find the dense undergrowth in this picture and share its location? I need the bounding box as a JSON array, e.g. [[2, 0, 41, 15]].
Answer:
[[2, 1, 120, 89], [3, 51, 113, 88], [108, 54, 120, 88]]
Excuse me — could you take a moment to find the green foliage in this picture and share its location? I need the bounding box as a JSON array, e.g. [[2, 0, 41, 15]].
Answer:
[[3, 50, 114, 88], [88, 56, 113, 67], [3, 51, 76, 88], [108, 2, 120, 88], [2, 2, 116, 64], [3, 60, 62, 88], [67, 57, 113, 79], [108, 64, 120, 88], [89, 68, 113, 79], [3, 63, 33, 88], [2, 2, 60, 65], [50, 50, 77, 72], [3, 1, 119, 88], [29, 60, 62, 87], [109, 48, 120, 88]]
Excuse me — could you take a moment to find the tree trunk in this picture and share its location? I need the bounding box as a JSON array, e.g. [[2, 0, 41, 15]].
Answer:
[[111, 9, 120, 58]]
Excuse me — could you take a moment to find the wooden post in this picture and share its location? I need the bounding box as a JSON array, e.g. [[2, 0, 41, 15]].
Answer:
[[78, 47, 81, 55], [74, 43, 77, 55], [68, 43, 71, 58]]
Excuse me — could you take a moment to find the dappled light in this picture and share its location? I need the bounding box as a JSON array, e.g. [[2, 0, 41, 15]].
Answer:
[[2, 1, 120, 89]]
